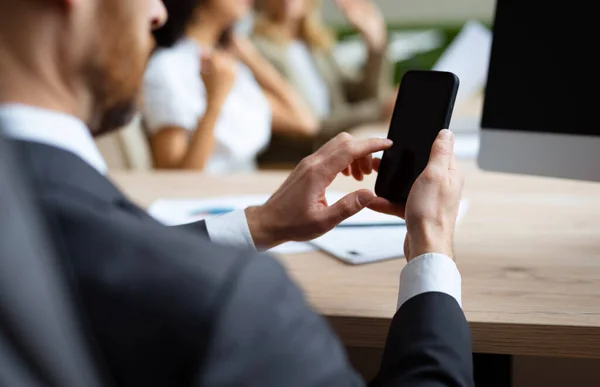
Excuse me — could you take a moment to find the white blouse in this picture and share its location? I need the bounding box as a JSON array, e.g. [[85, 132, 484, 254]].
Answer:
[[287, 40, 331, 119], [142, 39, 271, 173]]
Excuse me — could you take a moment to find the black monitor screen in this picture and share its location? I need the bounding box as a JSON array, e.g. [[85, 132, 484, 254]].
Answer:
[[482, 0, 588, 135]]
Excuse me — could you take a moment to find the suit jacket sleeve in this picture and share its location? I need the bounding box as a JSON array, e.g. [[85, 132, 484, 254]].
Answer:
[[174, 210, 255, 248], [175, 221, 208, 238], [370, 292, 474, 387], [198, 253, 365, 387]]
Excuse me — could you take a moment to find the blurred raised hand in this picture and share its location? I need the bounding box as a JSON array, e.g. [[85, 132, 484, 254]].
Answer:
[[335, 0, 387, 51], [200, 50, 237, 104]]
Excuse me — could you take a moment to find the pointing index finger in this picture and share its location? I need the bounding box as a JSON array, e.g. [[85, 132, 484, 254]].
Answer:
[[324, 137, 392, 177]]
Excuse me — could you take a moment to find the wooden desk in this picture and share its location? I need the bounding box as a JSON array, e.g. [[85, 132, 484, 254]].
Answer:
[[111, 161, 600, 359]]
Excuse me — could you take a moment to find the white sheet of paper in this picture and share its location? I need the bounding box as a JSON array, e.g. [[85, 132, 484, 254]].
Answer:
[[311, 200, 470, 264], [147, 192, 404, 254], [148, 194, 315, 254], [148, 194, 270, 226], [325, 192, 404, 226], [148, 192, 404, 227], [433, 20, 492, 107], [312, 226, 408, 264]]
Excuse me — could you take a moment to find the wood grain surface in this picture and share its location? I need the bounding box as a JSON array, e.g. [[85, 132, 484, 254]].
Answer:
[[111, 160, 600, 358]]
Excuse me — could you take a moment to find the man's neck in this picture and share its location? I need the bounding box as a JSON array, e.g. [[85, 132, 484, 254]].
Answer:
[[0, 83, 80, 119], [0, 28, 91, 125]]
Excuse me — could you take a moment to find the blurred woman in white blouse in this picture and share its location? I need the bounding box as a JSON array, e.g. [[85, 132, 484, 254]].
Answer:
[[143, 0, 317, 172]]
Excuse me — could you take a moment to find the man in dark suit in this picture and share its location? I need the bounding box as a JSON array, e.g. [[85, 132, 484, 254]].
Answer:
[[0, 0, 473, 386]]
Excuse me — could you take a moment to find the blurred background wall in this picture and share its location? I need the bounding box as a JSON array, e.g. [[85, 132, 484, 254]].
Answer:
[[322, 0, 495, 24]]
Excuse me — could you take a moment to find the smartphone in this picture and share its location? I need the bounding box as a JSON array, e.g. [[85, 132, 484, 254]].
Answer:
[[375, 70, 459, 204]]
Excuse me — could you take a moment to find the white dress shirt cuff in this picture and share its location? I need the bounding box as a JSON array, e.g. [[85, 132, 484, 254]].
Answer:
[[397, 253, 462, 310], [205, 210, 256, 250]]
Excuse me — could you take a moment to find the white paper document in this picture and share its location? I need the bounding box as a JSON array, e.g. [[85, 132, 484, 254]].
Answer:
[[148, 191, 404, 254], [311, 200, 470, 264], [312, 226, 408, 264], [148, 194, 313, 254], [149, 194, 468, 261], [433, 20, 492, 105]]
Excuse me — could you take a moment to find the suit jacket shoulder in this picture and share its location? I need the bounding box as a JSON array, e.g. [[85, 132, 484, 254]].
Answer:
[[14, 141, 256, 385], [15, 140, 364, 387]]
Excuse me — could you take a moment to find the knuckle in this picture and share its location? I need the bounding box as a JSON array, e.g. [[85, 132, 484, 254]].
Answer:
[[432, 142, 452, 157], [300, 155, 323, 175], [422, 167, 444, 183], [299, 155, 315, 169], [338, 200, 357, 219], [336, 132, 352, 142], [341, 139, 355, 155]]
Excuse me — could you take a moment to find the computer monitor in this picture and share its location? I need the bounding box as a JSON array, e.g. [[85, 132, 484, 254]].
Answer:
[[477, 0, 594, 181]]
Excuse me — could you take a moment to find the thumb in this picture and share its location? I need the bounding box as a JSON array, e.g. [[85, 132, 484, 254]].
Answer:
[[428, 129, 454, 170], [324, 189, 375, 226]]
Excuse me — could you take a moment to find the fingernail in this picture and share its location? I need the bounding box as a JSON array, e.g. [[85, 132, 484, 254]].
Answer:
[[385, 139, 393, 145], [440, 129, 453, 140], [357, 192, 374, 207], [357, 195, 367, 207]]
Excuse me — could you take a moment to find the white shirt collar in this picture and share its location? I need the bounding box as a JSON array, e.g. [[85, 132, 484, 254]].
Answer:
[[0, 104, 108, 174]]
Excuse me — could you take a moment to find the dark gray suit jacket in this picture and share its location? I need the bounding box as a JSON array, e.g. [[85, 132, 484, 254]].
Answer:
[[0, 135, 105, 387], [11, 139, 473, 387]]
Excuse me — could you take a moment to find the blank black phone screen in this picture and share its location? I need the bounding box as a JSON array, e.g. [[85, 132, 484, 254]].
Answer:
[[375, 70, 458, 203]]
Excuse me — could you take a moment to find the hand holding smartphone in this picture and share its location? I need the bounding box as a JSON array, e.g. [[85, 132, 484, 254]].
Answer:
[[375, 70, 459, 204]]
